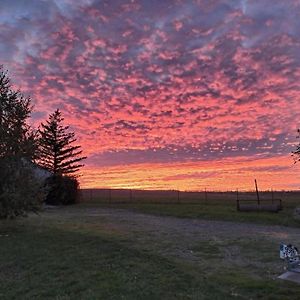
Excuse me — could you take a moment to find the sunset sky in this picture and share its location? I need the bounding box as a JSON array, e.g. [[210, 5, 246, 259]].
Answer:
[[1, 0, 300, 190]]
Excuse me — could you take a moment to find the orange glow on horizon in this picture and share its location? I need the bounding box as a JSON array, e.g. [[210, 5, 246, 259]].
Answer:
[[80, 155, 300, 191]]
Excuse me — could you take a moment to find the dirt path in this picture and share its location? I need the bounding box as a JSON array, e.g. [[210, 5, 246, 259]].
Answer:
[[52, 206, 300, 238], [43, 206, 300, 265]]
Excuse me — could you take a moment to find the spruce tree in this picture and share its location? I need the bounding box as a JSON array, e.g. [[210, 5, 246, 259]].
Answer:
[[38, 109, 86, 176]]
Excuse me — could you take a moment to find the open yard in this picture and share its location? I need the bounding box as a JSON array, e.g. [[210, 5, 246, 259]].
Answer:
[[81, 190, 300, 227], [1, 202, 300, 299]]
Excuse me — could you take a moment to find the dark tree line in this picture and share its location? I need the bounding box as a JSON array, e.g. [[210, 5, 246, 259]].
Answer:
[[0, 67, 86, 218]]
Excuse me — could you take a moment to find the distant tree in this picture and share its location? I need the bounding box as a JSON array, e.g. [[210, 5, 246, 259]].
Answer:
[[38, 109, 86, 205], [38, 109, 86, 176], [292, 129, 300, 163], [0, 67, 44, 218]]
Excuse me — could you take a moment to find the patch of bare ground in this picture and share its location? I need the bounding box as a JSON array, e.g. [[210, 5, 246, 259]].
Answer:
[[40, 206, 300, 274]]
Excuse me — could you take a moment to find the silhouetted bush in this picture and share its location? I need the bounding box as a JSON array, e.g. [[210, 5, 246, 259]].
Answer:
[[0, 158, 45, 218], [45, 175, 79, 205]]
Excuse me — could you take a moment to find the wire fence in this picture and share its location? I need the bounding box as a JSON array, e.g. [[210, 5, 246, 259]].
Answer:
[[79, 188, 298, 204]]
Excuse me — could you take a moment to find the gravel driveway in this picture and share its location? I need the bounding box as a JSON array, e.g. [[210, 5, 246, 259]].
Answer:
[[43, 206, 300, 265]]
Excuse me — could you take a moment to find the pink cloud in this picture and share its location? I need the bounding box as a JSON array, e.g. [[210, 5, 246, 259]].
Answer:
[[1, 0, 300, 189]]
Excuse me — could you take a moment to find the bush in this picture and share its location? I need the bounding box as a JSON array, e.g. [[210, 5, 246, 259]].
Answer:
[[45, 175, 79, 205], [0, 158, 45, 219]]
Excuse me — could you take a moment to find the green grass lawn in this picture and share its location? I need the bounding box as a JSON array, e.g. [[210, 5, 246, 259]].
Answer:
[[1, 204, 300, 299], [0, 223, 200, 299]]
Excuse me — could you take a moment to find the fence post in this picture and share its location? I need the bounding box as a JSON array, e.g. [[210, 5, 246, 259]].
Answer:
[[236, 189, 239, 211], [255, 179, 260, 205], [205, 188, 207, 203]]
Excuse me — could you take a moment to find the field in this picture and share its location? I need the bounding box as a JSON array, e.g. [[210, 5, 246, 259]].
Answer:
[[1, 192, 300, 299], [81, 189, 300, 227]]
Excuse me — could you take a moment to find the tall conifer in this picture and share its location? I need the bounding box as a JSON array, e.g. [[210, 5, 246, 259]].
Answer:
[[38, 109, 86, 176]]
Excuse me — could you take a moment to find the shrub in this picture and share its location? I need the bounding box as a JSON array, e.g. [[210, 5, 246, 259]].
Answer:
[[45, 175, 79, 205], [0, 158, 45, 218]]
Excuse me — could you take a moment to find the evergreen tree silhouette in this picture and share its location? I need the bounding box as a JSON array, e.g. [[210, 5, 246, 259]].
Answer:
[[38, 109, 86, 176]]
